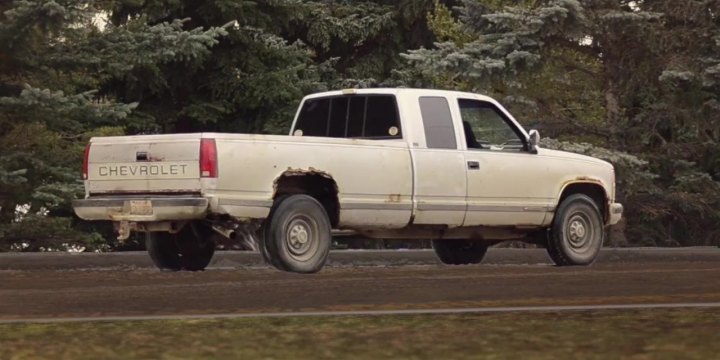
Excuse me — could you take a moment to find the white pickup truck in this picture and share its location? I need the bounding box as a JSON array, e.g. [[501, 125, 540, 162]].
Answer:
[[73, 88, 623, 273]]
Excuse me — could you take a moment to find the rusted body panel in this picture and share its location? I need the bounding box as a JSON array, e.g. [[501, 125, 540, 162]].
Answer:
[[208, 133, 414, 229]]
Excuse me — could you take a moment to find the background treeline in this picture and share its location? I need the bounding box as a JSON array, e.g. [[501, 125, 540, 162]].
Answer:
[[1, 0, 719, 251]]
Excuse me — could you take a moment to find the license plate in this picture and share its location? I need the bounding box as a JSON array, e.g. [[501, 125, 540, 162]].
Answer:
[[128, 200, 153, 215]]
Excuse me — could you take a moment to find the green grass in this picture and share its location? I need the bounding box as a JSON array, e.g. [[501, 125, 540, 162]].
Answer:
[[1, 309, 720, 359]]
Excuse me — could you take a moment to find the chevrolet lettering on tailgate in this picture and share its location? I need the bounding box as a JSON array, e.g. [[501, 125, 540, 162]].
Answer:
[[97, 164, 189, 177]]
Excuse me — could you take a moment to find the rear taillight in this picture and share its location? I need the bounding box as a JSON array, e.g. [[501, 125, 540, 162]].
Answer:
[[82, 142, 91, 180], [200, 138, 218, 178]]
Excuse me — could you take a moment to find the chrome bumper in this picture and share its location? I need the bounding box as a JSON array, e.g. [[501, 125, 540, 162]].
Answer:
[[73, 196, 208, 222]]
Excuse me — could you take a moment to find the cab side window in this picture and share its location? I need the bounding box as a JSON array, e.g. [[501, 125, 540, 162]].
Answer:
[[295, 98, 330, 137], [458, 99, 525, 151], [295, 95, 402, 139], [419, 96, 457, 149]]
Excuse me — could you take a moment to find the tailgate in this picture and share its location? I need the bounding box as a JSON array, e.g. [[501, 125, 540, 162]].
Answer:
[[86, 134, 203, 195]]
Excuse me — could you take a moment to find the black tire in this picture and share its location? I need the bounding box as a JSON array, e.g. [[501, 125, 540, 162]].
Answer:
[[146, 232, 182, 271], [260, 228, 286, 271], [260, 196, 290, 271], [264, 194, 331, 273], [146, 222, 216, 271], [432, 240, 489, 265], [547, 194, 604, 266], [176, 222, 216, 271]]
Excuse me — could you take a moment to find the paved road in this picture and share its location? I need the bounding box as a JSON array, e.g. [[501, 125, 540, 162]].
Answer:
[[1, 248, 719, 321], [2, 247, 720, 270]]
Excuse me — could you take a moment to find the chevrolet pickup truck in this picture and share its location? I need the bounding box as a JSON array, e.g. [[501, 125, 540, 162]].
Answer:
[[73, 88, 623, 273]]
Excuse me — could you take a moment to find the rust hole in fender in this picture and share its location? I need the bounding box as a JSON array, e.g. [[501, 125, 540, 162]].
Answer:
[[272, 168, 340, 227], [272, 167, 336, 195]]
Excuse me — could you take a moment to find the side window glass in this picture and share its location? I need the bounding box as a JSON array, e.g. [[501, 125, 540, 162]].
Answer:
[[346, 97, 365, 137], [364, 96, 401, 138], [328, 97, 349, 137], [295, 98, 329, 137], [294, 95, 401, 139], [419, 97, 457, 149], [458, 99, 524, 151]]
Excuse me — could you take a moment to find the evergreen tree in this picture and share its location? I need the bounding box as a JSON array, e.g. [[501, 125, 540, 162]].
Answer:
[[7, 0, 718, 249], [0, 0, 227, 250], [106, 0, 444, 134], [0, 0, 446, 250], [401, 0, 720, 246]]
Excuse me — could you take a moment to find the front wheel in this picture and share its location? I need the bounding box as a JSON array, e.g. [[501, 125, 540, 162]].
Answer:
[[264, 195, 331, 274], [547, 194, 604, 266], [432, 240, 489, 265]]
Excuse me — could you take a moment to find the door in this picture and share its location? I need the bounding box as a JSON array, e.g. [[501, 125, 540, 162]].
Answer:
[[457, 98, 554, 227], [410, 96, 467, 226]]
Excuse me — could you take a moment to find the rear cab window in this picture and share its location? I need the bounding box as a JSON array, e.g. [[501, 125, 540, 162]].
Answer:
[[293, 95, 402, 139]]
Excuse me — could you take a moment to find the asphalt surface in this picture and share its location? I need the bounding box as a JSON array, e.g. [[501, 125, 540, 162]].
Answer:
[[2, 247, 720, 270], [1, 248, 719, 321]]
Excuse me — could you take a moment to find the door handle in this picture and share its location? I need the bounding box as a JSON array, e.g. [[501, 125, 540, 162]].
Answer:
[[467, 161, 480, 170]]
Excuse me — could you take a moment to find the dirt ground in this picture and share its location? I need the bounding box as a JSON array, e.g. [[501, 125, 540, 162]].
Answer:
[[1, 248, 719, 320]]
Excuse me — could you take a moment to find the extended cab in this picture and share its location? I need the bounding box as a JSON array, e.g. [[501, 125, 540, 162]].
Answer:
[[73, 88, 623, 273]]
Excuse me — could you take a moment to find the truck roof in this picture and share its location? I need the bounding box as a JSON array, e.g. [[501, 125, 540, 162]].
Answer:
[[304, 88, 497, 103]]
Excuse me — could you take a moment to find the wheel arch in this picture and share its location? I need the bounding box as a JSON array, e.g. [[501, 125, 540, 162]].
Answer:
[[272, 169, 340, 228], [555, 181, 609, 223]]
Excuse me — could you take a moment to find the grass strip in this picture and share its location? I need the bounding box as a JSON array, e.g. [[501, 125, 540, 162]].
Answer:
[[1, 308, 719, 359]]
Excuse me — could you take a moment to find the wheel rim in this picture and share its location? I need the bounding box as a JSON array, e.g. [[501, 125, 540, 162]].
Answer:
[[564, 212, 595, 254], [284, 215, 319, 262]]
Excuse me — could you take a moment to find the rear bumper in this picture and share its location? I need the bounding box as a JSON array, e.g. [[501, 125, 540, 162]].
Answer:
[[73, 196, 208, 222], [608, 203, 623, 225]]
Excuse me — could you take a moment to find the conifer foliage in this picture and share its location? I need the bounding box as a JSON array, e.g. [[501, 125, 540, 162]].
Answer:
[[0, 0, 228, 250], [1, 0, 718, 249], [405, 0, 720, 246]]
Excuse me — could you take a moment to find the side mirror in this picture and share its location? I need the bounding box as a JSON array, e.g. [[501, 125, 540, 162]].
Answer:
[[528, 129, 540, 154]]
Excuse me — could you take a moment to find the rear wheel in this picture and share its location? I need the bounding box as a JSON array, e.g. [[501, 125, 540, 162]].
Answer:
[[260, 227, 288, 272], [547, 194, 604, 266], [146, 222, 216, 271], [146, 232, 181, 271], [260, 196, 290, 271], [264, 195, 331, 273], [432, 240, 489, 265]]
